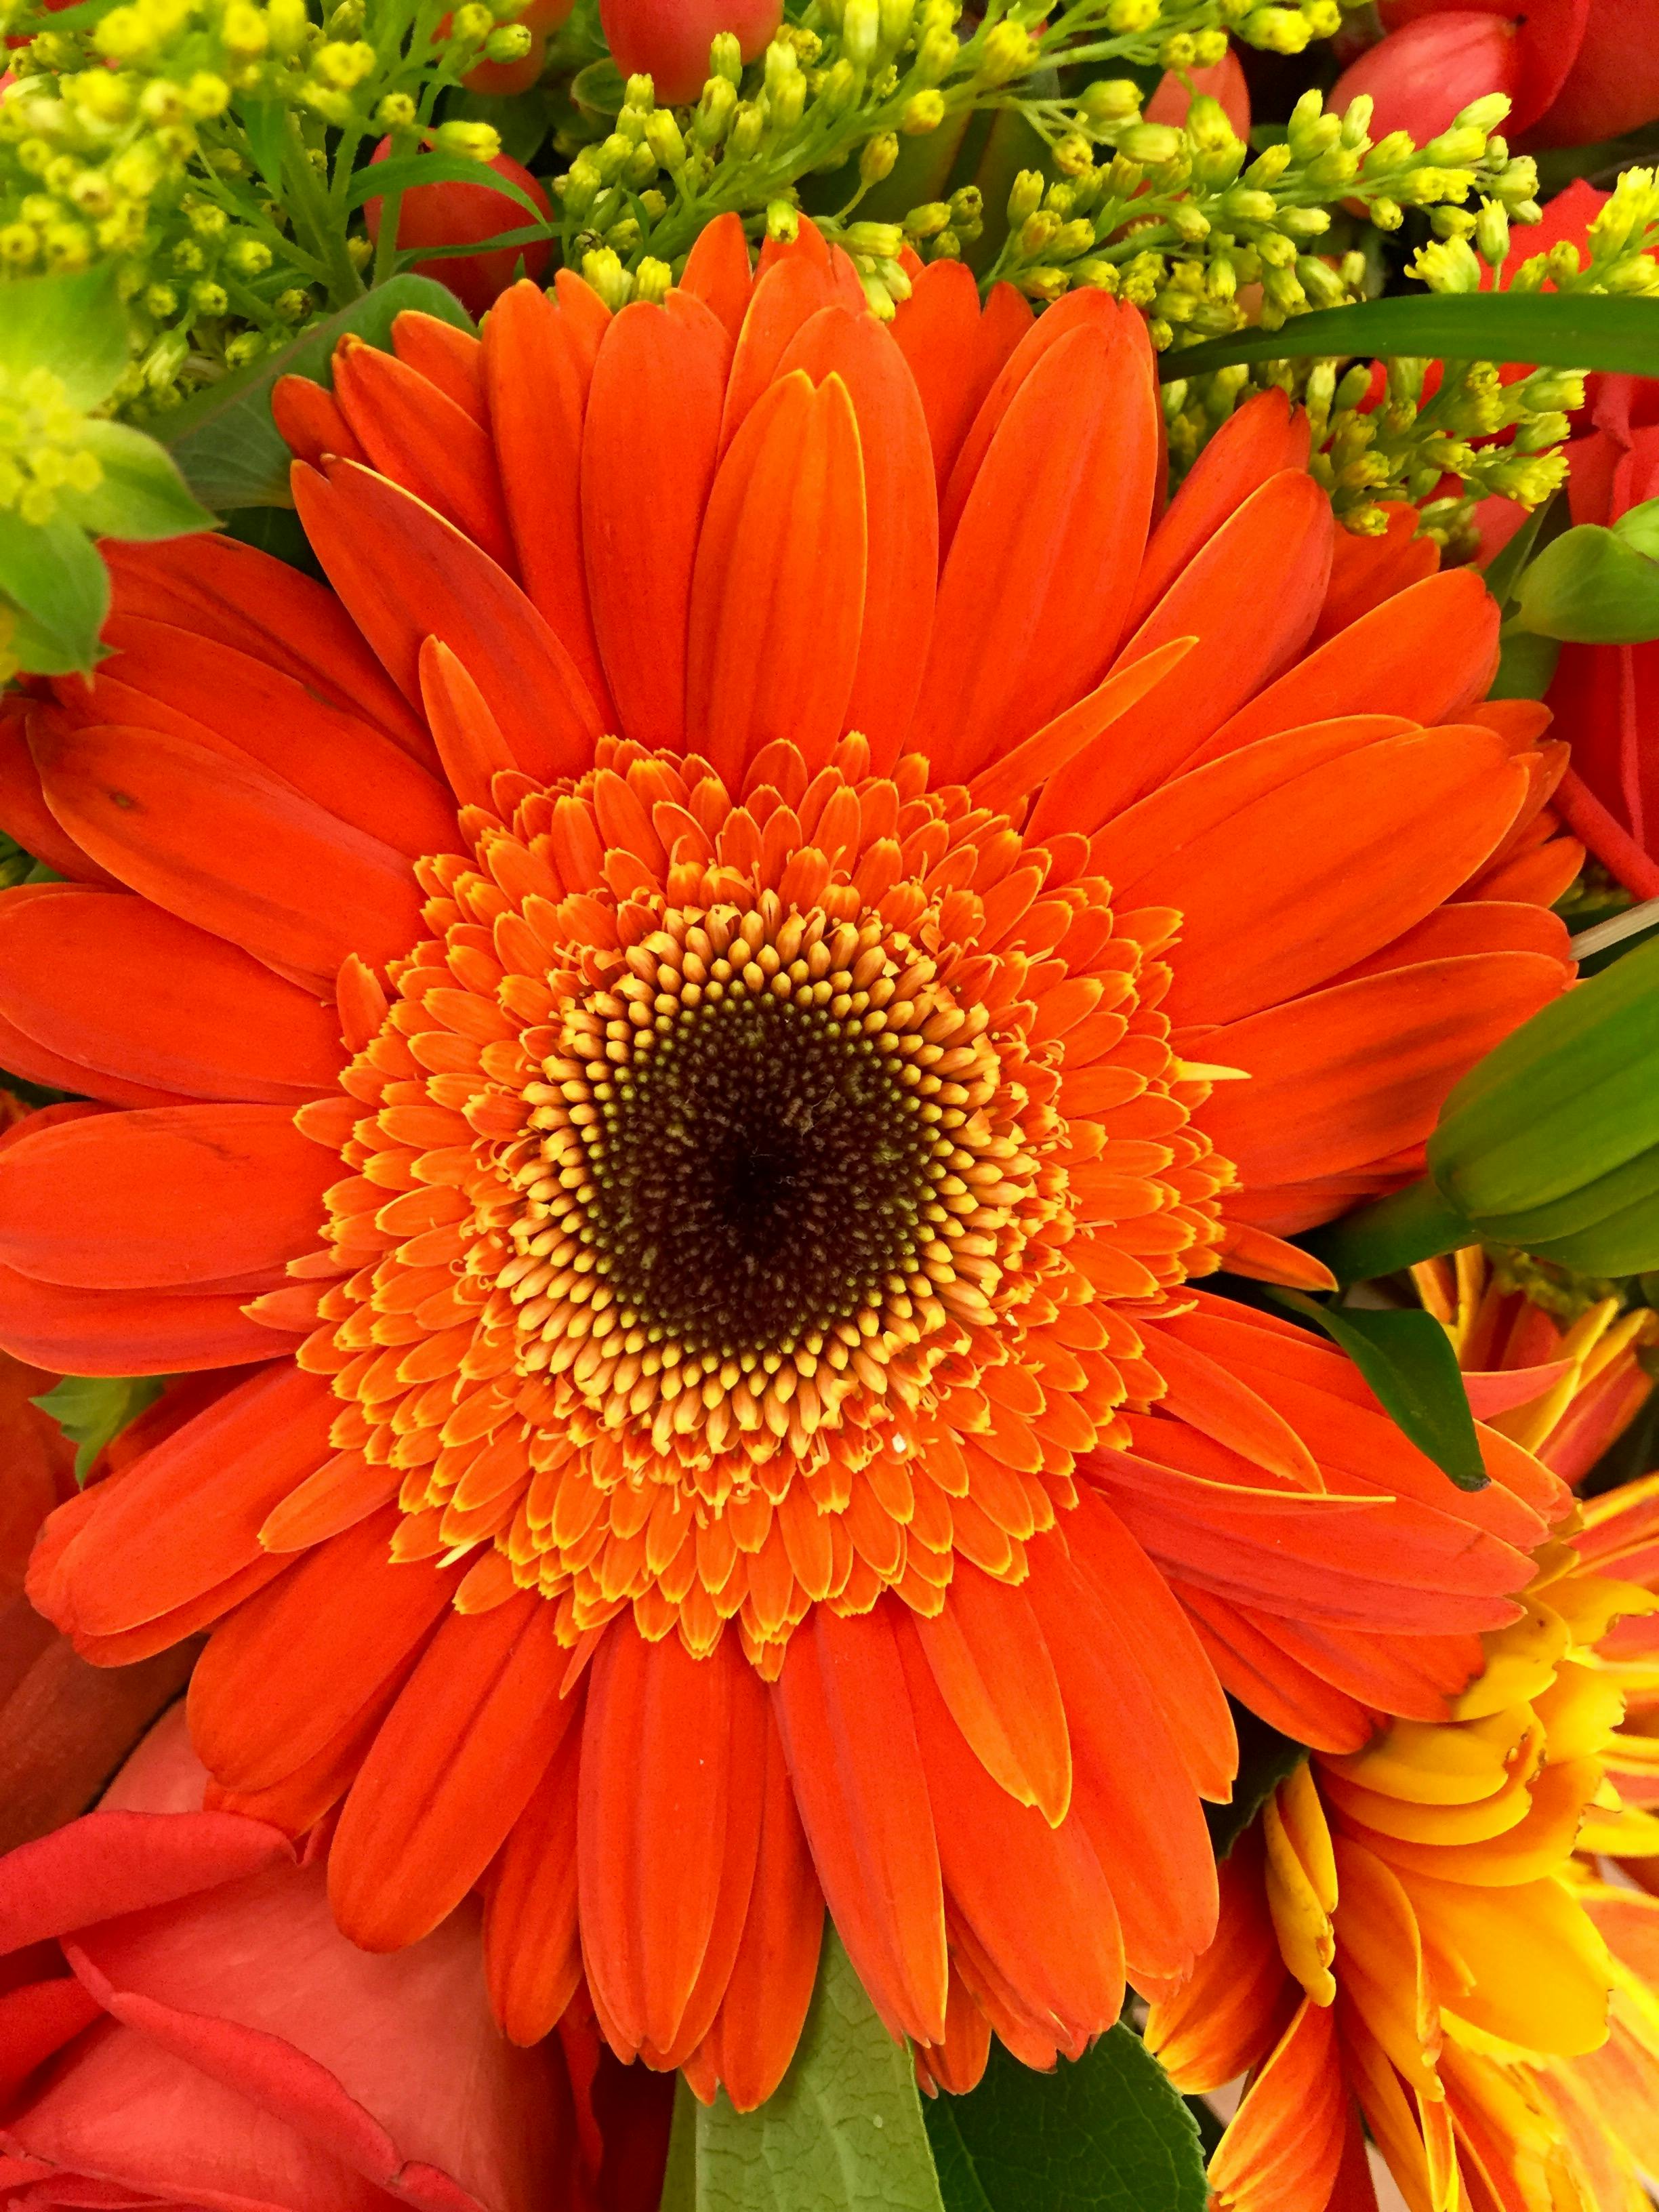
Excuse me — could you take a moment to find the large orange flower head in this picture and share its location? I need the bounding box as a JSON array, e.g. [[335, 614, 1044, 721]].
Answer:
[[0, 216, 1587, 2103]]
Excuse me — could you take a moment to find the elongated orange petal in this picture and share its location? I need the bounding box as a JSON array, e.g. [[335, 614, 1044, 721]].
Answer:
[[271, 374, 365, 469], [718, 245, 865, 453], [32, 718, 423, 983], [773, 1602, 948, 2045], [390, 308, 486, 421], [331, 338, 514, 570], [1031, 468, 1336, 831], [916, 314, 1158, 784], [481, 276, 614, 718], [775, 305, 937, 766], [1127, 387, 1311, 630], [485, 1713, 583, 2044], [293, 459, 603, 784], [890, 262, 1033, 492], [581, 293, 730, 752], [679, 209, 754, 342], [0, 1104, 335, 1292], [687, 371, 867, 789], [331, 1594, 569, 1949], [416, 636, 516, 810], [0, 884, 344, 1103], [0, 1265, 297, 1374]]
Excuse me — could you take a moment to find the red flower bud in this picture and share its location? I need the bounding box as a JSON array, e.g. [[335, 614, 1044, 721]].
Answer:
[[1332, 9, 1520, 144], [597, 0, 783, 104], [363, 140, 552, 319]]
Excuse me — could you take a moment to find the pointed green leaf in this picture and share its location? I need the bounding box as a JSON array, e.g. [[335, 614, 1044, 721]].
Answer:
[[0, 511, 110, 674], [1614, 497, 1659, 563], [59, 421, 217, 543], [0, 262, 129, 408], [1159, 292, 1659, 383], [1270, 1290, 1488, 1491], [32, 1374, 165, 1483], [238, 98, 287, 194], [659, 1931, 944, 2212], [158, 274, 474, 512], [924, 2029, 1207, 2212]]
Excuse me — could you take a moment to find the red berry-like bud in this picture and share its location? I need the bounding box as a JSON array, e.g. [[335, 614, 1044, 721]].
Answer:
[[363, 139, 552, 319], [597, 0, 783, 104], [1332, 9, 1521, 144]]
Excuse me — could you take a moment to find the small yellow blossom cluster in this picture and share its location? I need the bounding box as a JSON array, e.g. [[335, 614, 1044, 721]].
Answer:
[[0, 363, 104, 525], [989, 85, 1536, 325]]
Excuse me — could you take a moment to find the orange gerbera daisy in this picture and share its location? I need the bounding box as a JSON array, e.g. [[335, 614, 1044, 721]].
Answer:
[[0, 218, 1586, 2102]]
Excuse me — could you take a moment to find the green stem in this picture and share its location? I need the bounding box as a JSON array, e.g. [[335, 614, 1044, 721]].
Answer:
[[281, 111, 365, 306]]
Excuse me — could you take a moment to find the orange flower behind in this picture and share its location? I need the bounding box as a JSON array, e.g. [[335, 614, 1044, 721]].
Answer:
[[0, 218, 1586, 2104]]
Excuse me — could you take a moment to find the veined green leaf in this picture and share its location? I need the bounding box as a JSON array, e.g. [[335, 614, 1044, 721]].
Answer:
[[237, 98, 288, 195], [924, 2029, 1207, 2212], [59, 420, 218, 543], [33, 1374, 165, 1483], [159, 275, 474, 512], [0, 262, 129, 409], [1159, 292, 1659, 382], [1270, 1290, 1488, 1491], [344, 152, 548, 217], [0, 511, 110, 674], [659, 1930, 943, 2212]]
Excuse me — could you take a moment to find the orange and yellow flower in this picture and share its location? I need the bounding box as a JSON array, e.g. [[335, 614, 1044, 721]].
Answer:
[[0, 220, 1589, 2102], [1148, 1261, 1659, 2211]]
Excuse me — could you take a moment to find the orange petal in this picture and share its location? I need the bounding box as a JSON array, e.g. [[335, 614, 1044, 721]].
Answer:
[[1142, 725, 1530, 1025], [104, 534, 430, 759], [718, 245, 865, 453], [480, 277, 614, 718], [1206, 1996, 1349, 2212], [0, 885, 342, 1104], [915, 312, 1160, 783], [1197, 568, 1499, 763], [695, 1712, 823, 2112], [47, 1364, 334, 1637], [1311, 497, 1440, 648], [1127, 387, 1311, 630], [0, 701, 119, 886], [577, 1623, 743, 2055], [271, 374, 365, 469], [188, 1509, 462, 1793], [1198, 949, 1570, 1191], [331, 338, 514, 571], [0, 1103, 335, 1291], [390, 309, 487, 422], [0, 1265, 295, 1374], [686, 371, 867, 789], [294, 457, 605, 783], [772, 1601, 948, 2045], [678, 210, 754, 343], [775, 305, 937, 766], [330, 1593, 570, 1948], [1030, 469, 1336, 831], [581, 293, 730, 752], [907, 1561, 1070, 1824], [31, 717, 423, 983], [890, 263, 1032, 492], [485, 1712, 583, 2044]]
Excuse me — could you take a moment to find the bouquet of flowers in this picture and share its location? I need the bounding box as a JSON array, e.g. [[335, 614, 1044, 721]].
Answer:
[[3, 0, 1659, 2206]]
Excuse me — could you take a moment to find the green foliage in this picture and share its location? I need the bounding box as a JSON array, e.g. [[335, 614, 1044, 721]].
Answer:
[[32, 1372, 165, 1482], [924, 2029, 1207, 2212], [159, 268, 471, 507], [1511, 510, 1659, 644], [1271, 1288, 1488, 1490], [659, 1929, 944, 2212], [1314, 934, 1659, 1284]]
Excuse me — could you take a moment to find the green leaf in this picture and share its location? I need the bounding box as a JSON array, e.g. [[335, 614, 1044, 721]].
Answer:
[[1270, 1290, 1488, 1491], [924, 2029, 1207, 2212], [344, 152, 547, 218], [1304, 1175, 1471, 1286], [1158, 292, 1659, 383], [0, 511, 110, 674], [659, 1929, 944, 2212], [1614, 497, 1659, 562], [1511, 524, 1659, 643], [32, 1374, 165, 1483], [1480, 495, 1555, 615], [0, 262, 129, 409], [237, 98, 287, 194], [387, 221, 552, 266], [1489, 627, 1563, 700], [158, 275, 474, 512], [58, 420, 217, 543]]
